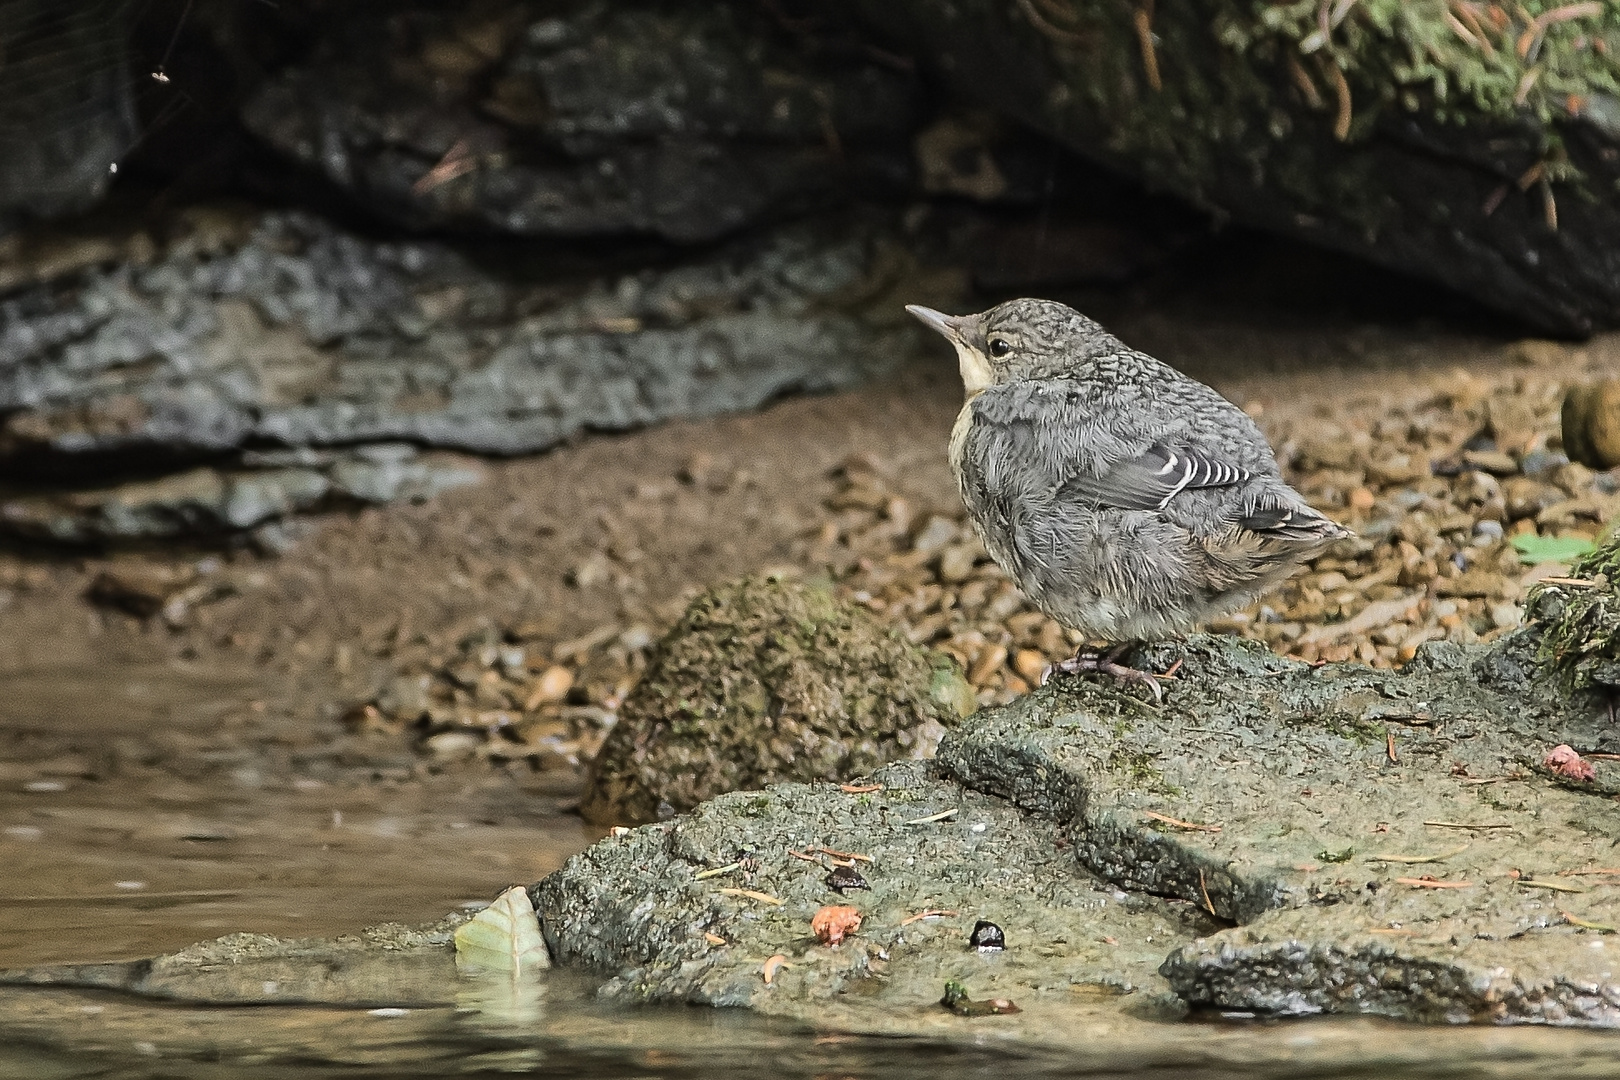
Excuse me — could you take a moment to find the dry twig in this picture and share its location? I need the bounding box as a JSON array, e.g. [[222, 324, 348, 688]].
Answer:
[[719, 888, 785, 905], [1133, 1, 1162, 91], [1143, 810, 1222, 833], [901, 909, 959, 926], [1395, 876, 1473, 888]]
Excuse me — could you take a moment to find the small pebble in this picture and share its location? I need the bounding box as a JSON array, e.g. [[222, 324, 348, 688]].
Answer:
[[938, 544, 979, 583], [970, 920, 1006, 951], [825, 864, 870, 894]]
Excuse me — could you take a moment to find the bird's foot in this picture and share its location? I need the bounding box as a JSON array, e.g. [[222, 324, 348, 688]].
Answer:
[[1043, 645, 1174, 702]]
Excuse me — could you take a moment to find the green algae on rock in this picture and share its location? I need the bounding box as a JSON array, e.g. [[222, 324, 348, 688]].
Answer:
[[579, 576, 975, 826]]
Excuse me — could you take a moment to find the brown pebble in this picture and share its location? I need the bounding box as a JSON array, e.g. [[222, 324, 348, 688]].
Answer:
[[1460, 449, 1519, 476], [939, 543, 980, 583], [1563, 380, 1620, 469], [1013, 648, 1047, 684], [1035, 620, 1067, 656], [1348, 487, 1376, 511], [968, 644, 1008, 688], [525, 666, 574, 710]]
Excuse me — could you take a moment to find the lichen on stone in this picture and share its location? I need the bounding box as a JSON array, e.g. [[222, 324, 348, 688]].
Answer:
[[579, 575, 974, 825]]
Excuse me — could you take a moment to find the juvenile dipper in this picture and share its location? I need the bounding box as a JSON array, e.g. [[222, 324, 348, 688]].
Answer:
[[907, 298, 1349, 695]]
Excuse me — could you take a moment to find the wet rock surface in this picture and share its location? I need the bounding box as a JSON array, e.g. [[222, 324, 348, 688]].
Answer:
[[537, 626, 1620, 1028], [0, 920, 466, 1008], [580, 577, 974, 825], [543, 759, 1200, 1010]]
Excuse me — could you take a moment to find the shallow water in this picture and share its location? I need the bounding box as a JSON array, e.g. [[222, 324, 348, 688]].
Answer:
[[6, 964, 1620, 1080], [0, 652, 593, 970]]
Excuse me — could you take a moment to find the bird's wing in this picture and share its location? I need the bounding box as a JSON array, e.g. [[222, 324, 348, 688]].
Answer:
[[1055, 443, 1251, 512], [966, 378, 1260, 509]]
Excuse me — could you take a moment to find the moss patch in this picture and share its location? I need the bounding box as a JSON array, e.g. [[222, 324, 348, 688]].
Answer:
[[1054, 0, 1620, 218], [580, 576, 973, 825], [1530, 531, 1620, 690]]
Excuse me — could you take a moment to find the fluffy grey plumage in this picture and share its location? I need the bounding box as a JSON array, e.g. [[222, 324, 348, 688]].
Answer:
[[907, 298, 1349, 648]]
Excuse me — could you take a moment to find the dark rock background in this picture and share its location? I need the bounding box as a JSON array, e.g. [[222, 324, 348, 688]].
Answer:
[[2, 0, 1614, 541]]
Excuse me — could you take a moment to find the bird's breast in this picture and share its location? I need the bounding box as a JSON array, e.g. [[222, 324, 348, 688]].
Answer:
[[947, 399, 977, 482]]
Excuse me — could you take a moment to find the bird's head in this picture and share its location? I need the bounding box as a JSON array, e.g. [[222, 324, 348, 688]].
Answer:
[[905, 298, 1119, 396]]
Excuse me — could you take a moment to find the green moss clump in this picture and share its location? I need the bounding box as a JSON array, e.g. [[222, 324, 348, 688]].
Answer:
[[1530, 532, 1620, 690], [580, 575, 975, 825], [1024, 0, 1620, 227]]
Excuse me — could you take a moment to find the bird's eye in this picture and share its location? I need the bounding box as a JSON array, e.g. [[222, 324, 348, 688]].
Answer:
[[988, 337, 1012, 358]]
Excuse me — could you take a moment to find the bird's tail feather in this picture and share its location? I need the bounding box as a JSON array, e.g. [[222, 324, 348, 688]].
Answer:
[[1238, 501, 1351, 546]]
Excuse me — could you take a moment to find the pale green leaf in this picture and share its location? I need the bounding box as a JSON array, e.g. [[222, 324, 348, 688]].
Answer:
[[454, 886, 550, 976], [1512, 534, 1595, 566]]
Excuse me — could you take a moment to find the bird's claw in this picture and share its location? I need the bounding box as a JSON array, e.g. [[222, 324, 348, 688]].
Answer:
[[1044, 651, 1169, 702]]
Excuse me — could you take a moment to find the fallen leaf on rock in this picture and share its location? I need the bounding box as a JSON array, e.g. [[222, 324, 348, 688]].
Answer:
[[811, 905, 862, 945], [454, 885, 550, 975], [1512, 534, 1596, 565], [762, 954, 789, 984], [1544, 744, 1597, 782]]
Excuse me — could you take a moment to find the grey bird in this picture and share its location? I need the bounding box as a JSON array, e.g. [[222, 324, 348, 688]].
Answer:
[[906, 298, 1349, 696]]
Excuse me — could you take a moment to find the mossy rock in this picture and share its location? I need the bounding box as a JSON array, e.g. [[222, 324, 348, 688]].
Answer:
[[579, 576, 975, 825], [851, 0, 1620, 333], [1530, 531, 1620, 690]]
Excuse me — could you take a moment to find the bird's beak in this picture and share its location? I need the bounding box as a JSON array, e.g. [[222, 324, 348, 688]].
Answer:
[[905, 305, 993, 398], [904, 305, 968, 341]]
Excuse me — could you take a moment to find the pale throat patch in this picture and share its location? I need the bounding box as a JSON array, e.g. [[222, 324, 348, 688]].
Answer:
[[952, 340, 993, 398]]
